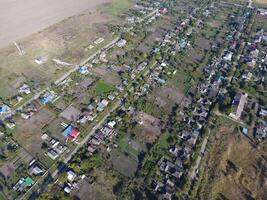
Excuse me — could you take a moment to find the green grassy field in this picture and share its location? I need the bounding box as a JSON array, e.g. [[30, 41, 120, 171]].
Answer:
[[102, 0, 134, 16], [0, 193, 5, 200], [115, 134, 140, 160], [170, 70, 192, 94], [94, 80, 115, 94]]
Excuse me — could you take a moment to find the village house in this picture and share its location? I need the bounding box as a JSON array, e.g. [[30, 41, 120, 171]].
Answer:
[[78, 111, 96, 124], [0, 104, 10, 114], [116, 39, 127, 48], [13, 177, 34, 193], [47, 149, 59, 160], [97, 99, 109, 112], [19, 84, 31, 95], [229, 92, 248, 120], [62, 125, 80, 141], [6, 121, 15, 129], [40, 90, 56, 104], [67, 170, 77, 183]]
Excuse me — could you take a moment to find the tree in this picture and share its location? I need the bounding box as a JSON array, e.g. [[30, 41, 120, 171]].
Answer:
[[41, 142, 48, 150], [57, 172, 67, 183]]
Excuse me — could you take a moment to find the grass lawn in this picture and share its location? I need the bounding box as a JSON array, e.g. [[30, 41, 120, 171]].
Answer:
[[94, 80, 115, 95], [0, 193, 5, 200], [171, 70, 192, 94], [202, 27, 219, 39], [38, 152, 54, 169]]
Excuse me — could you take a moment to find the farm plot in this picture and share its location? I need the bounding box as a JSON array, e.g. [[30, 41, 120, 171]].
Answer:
[[100, 0, 134, 17], [253, 0, 267, 7], [168, 70, 193, 94], [89, 169, 118, 200], [0, 162, 16, 180], [91, 79, 116, 95], [137, 16, 174, 53], [71, 179, 93, 200], [54, 99, 68, 111], [182, 35, 210, 66], [115, 134, 143, 161], [68, 76, 95, 98]]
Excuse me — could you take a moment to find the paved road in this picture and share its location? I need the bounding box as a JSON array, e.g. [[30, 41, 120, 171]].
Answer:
[[52, 100, 121, 178]]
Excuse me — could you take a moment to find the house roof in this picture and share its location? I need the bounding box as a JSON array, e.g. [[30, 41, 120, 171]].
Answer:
[[63, 125, 80, 140], [24, 177, 34, 186]]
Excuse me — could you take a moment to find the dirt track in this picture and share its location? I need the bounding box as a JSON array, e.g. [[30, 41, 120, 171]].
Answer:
[[0, 0, 109, 48]]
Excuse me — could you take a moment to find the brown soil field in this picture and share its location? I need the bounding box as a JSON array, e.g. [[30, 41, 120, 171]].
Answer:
[[253, 0, 267, 6], [149, 85, 186, 112], [134, 111, 161, 144], [197, 124, 267, 200], [0, 0, 110, 48]]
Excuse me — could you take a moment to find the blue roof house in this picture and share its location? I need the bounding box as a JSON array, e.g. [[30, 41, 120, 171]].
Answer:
[[40, 91, 56, 104], [0, 104, 10, 114]]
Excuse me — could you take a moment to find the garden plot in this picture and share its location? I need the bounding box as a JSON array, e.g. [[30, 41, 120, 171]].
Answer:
[[149, 84, 187, 112], [110, 149, 138, 178], [46, 118, 68, 143], [92, 65, 122, 86], [59, 105, 81, 122], [14, 108, 55, 155], [133, 112, 162, 144]]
